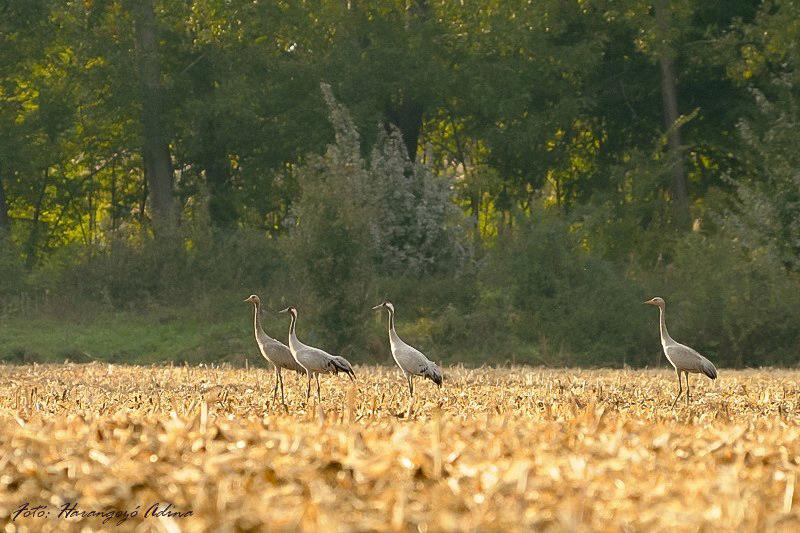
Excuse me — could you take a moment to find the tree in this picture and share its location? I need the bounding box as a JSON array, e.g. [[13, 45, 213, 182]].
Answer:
[[128, 0, 176, 233], [310, 0, 451, 163], [719, 86, 800, 271], [654, 0, 690, 228], [712, 0, 800, 269], [0, 167, 8, 234]]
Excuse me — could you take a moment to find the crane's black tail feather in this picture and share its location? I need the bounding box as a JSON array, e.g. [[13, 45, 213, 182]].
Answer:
[[331, 356, 356, 381], [424, 364, 443, 387], [701, 359, 718, 380]]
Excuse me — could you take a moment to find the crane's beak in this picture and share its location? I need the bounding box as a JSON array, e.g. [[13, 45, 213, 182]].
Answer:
[[643, 299, 655, 305], [243, 298, 251, 303], [371, 304, 383, 310], [278, 307, 291, 314]]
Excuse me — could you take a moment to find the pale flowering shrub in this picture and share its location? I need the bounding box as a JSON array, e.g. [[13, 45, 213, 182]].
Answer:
[[369, 124, 468, 276], [284, 83, 469, 348]]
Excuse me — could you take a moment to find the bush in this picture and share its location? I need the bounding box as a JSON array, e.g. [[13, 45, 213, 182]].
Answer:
[[37, 227, 285, 311], [282, 84, 471, 354], [369, 125, 469, 276], [480, 212, 650, 366], [720, 85, 800, 272], [281, 83, 378, 353], [0, 236, 26, 297], [660, 232, 800, 366]]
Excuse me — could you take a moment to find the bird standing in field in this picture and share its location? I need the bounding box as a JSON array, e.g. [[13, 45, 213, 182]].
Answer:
[[278, 306, 355, 402], [644, 297, 718, 406], [244, 295, 305, 405], [372, 300, 443, 396]]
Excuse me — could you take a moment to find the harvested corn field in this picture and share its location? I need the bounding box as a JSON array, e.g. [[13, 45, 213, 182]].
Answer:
[[0, 364, 798, 532]]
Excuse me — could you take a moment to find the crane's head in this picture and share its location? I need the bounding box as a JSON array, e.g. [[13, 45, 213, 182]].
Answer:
[[644, 297, 665, 308], [244, 294, 261, 305], [371, 300, 395, 313], [278, 306, 297, 318]]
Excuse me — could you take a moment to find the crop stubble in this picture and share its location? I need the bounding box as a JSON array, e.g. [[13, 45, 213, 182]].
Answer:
[[0, 364, 797, 532]]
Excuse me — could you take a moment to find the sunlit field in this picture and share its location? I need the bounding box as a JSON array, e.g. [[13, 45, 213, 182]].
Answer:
[[0, 364, 798, 531]]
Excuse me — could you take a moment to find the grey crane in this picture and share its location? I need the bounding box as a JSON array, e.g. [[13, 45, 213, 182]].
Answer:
[[244, 295, 305, 405], [644, 297, 718, 406], [372, 300, 443, 396], [278, 306, 355, 402]]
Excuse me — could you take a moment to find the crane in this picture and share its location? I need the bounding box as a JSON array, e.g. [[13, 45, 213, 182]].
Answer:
[[644, 297, 718, 406], [244, 295, 304, 405], [278, 306, 355, 402], [372, 300, 443, 396]]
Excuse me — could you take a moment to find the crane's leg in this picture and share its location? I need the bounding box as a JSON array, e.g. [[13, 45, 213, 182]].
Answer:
[[272, 365, 280, 400], [316, 373, 321, 402], [410, 376, 414, 397], [671, 369, 682, 408], [685, 372, 690, 405], [278, 368, 286, 405], [406, 374, 413, 397], [306, 371, 312, 402]]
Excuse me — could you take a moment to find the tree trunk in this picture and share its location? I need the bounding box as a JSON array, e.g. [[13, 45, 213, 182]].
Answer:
[[383, 0, 429, 162], [25, 169, 48, 269], [139, 177, 148, 226], [110, 159, 118, 232], [201, 123, 235, 229], [130, 0, 176, 234], [0, 165, 9, 233], [385, 99, 424, 162], [191, 54, 234, 229], [655, 0, 691, 229]]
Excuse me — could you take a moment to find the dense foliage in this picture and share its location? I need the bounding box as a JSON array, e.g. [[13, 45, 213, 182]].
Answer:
[[1, 0, 798, 366]]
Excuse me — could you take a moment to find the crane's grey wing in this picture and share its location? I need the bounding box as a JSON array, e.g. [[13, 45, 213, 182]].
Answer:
[[273, 341, 306, 373], [294, 346, 330, 372], [394, 344, 426, 374], [397, 345, 442, 386], [666, 344, 717, 379], [696, 353, 717, 379], [294, 346, 354, 379], [260, 334, 305, 373]]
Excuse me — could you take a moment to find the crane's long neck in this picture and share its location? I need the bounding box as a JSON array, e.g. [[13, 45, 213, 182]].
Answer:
[[387, 308, 401, 345], [288, 312, 299, 349], [658, 305, 673, 345], [252, 302, 263, 336]]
